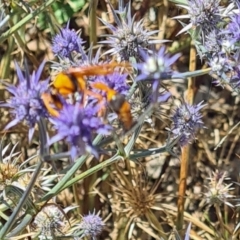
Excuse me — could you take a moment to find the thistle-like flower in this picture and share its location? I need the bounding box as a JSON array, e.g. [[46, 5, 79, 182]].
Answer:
[[109, 165, 165, 239], [32, 204, 66, 239], [171, 101, 205, 146], [136, 47, 180, 103], [50, 46, 102, 80], [48, 101, 111, 160], [204, 30, 222, 55], [208, 53, 234, 87], [77, 211, 105, 238], [0, 61, 49, 141], [174, 0, 222, 37], [52, 22, 84, 58], [0, 141, 48, 214], [0, 142, 20, 192], [208, 51, 240, 90], [100, 2, 166, 61], [91, 72, 130, 96], [224, 13, 240, 46], [204, 170, 234, 207], [136, 47, 181, 81], [229, 64, 240, 91]]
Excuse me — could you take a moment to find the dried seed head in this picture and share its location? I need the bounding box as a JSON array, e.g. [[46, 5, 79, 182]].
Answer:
[[0, 163, 18, 189], [204, 170, 234, 206], [33, 204, 66, 239], [112, 168, 156, 219]]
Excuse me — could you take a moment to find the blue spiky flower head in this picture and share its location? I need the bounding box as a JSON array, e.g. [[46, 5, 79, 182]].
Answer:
[[48, 101, 111, 160], [92, 72, 129, 96], [136, 47, 180, 104], [136, 46, 181, 81], [1, 61, 49, 141], [226, 53, 240, 91], [99, 1, 167, 61], [171, 101, 205, 146], [78, 211, 104, 238], [229, 69, 240, 91], [174, 0, 222, 37], [204, 30, 222, 54], [207, 53, 235, 87], [52, 21, 84, 58], [188, 0, 221, 30], [224, 12, 240, 46]]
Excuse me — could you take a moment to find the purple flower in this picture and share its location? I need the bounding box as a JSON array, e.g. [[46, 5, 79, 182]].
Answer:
[[230, 69, 240, 90], [174, 0, 223, 37], [135, 47, 180, 104], [208, 53, 234, 87], [99, 2, 167, 61], [78, 212, 104, 238], [0, 61, 49, 141], [52, 22, 84, 58], [188, 0, 221, 30], [209, 54, 231, 72], [205, 30, 222, 54], [171, 101, 205, 146], [49, 102, 111, 160], [136, 47, 181, 81], [224, 13, 240, 45], [228, 54, 240, 91], [92, 72, 129, 96], [80, 45, 102, 66]]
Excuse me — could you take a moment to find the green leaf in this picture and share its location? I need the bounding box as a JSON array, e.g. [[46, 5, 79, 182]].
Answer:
[[169, 0, 188, 5], [37, 0, 85, 30], [0, 0, 57, 44], [69, 0, 85, 12], [124, 124, 143, 156], [40, 134, 104, 202], [52, 1, 74, 24], [59, 154, 122, 192], [172, 68, 211, 79]]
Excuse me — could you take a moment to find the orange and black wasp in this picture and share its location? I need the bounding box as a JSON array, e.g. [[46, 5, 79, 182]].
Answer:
[[41, 62, 133, 130]]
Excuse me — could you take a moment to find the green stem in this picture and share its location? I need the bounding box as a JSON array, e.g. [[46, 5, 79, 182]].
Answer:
[[215, 204, 232, 237], [6, 214, 33, 237], [129, 137, 178, 160], [0, 161, 44, 238], [40, 134, 104, 202], [0, 119, 48, 238], [59, 154, 122, 192], [0, 36, 14, 79]]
